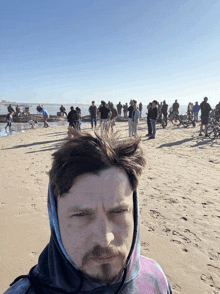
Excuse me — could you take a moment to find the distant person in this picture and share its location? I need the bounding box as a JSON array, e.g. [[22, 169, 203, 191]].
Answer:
[[99, 101, 111, 136], [75, 107, 82, 132], [7, 104, 14, 114], [89, 101, 97, 129], [215, 101, 220, 117], [116, 102, 123, 117], [37, 105, 49, 128], [161, 100, 168, 122], [132, 100, 140, 138], [110, 104, 118, 131], [172, 100, 179, 114], [123, 103, 128, 118], [67, 106, 79, 129], [139, 102, 143, 118], [192, 102, 200, 122], [127, 100, 134, 137], [146, 103, 152, 137], [199, 97, 212, 137], [148, 100, 158, 139], [60, 105, 67, 116], [28, 119, 38, 129], [15, 105, 21, 116], [187, 102, 193, 120], [5, 112, 13, 131]]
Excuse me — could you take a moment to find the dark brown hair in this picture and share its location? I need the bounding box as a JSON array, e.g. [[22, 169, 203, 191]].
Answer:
[[49, 129, 146, 198]]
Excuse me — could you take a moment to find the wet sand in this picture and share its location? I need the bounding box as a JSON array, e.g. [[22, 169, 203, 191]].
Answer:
[[0, 121, 220, 293]]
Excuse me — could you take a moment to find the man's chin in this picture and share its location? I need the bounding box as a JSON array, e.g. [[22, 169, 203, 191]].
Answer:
[[81, 263, 124, 285]]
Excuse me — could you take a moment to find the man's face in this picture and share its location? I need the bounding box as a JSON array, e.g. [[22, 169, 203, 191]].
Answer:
[[57, 167, 134, 285]]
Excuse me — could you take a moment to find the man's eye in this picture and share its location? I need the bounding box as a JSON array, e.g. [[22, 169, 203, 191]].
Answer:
[[114, 209, 125, 214], [74, 213, 86, 217]]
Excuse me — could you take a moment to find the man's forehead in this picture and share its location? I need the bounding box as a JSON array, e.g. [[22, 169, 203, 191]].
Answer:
[[62, 168, 133, 206]]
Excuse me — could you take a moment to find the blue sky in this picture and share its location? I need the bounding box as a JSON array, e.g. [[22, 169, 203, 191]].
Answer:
[[1, 0, 220, 106]]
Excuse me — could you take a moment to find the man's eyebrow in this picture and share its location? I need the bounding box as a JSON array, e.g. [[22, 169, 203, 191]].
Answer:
[[108, 204, 131, 212], [67, 203, 131, 214], [67, 206, 94, 214]]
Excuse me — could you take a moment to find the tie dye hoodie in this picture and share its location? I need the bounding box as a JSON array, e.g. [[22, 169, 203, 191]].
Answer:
[[5, 186, 172, 294]]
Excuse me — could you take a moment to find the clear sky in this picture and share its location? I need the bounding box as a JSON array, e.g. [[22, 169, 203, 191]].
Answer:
[[1, 0, 220, 106]]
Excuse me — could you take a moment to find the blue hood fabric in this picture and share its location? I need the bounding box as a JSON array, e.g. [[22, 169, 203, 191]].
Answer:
[[5, 185, 172, 294]]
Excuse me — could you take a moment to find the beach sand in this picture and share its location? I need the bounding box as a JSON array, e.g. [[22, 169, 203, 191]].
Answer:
[[1, 121, 220, 293]]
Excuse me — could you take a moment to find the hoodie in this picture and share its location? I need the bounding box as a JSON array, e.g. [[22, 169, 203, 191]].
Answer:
[[4, 185, 172, 294]]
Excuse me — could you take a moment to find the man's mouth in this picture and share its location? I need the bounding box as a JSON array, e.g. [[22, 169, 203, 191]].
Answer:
[[92, 255, 115, 263]]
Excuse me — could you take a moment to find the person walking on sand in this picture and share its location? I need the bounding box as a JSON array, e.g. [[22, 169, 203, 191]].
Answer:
[[132, 100, 140, 138], [5, 129, 172, 294], [199, 97, 212, 137], [148, 100, 158, 139], [127, 100, 134, 137], [89, 101, 97, 129], [123, 103, 128, 118], [192, 102, 200, 122]]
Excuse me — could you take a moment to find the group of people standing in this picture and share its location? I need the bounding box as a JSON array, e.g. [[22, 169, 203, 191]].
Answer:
[[116, 101, 143, 118]]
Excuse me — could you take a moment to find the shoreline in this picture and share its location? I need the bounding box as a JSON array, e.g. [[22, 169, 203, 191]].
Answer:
[[1, 122, 220, 293]]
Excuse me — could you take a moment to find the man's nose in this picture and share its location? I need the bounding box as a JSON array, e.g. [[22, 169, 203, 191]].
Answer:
[[94, 217, 114, 248]]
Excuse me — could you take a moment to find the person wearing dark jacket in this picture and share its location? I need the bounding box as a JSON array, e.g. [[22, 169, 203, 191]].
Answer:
[[146, 103, 152, 136], [67, 106, 78, 128], [5, 129, 172, 294], [199, 97, 212, 136], [161, 100, 168, 122], [149, 100, 158, 139]]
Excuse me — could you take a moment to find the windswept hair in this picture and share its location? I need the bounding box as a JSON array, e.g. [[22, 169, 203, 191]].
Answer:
[[49, 129, 146, 198]]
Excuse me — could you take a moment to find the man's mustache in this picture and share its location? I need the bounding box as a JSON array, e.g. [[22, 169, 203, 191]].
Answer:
[[82, 245, 126, 266]]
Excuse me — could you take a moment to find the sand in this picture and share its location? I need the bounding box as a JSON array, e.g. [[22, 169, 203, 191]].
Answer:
[[0, 121, 220, 294]]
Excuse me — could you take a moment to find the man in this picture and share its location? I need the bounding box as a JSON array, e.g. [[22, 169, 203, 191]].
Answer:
[[132, 100, 140, 138], [199, 97, 212, 136], [172, 100, 179, 114], [5, 129, 172, 294], [89, 101, 97, 129], [146, 103, 153, 137], [192, 102, 200, 122], [215, 101, 220, 117], [127, 100, 134, 137], [110, 104, 118, 132], [149, 100, 158, 139], [138, 102, 142, 118], [99, 101, 111, 136], [67, 106, 79, 129], [116, 102, 123, 117], [60, 105, 67, 116], [161, 100, 168, 123], [123, 103, 128, 118], [37, 105, 49, 128]]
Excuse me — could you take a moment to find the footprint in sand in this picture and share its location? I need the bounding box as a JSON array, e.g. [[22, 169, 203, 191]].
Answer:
[[149, 210, 164, 219], [201, 264, 220, 290]]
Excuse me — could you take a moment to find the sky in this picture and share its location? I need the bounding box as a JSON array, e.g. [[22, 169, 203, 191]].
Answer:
[[1, 0, 220, 106]]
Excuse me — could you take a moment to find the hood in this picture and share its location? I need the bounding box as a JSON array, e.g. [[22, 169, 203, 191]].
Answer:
[[31, 184, 141, 293]]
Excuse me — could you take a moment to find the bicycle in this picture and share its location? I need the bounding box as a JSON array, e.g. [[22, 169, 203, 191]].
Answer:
[[169, 112, 196, 128], [207, 115, 220, 139]]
